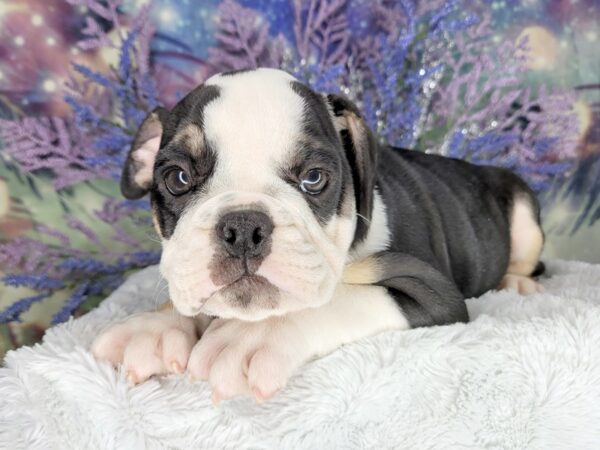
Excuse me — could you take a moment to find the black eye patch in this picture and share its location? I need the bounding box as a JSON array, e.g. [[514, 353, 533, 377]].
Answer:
[[281, 145, 344, 224], [151, 141, 218, 238], [148, 84, 221, 239], [287, 80, 357, 225]]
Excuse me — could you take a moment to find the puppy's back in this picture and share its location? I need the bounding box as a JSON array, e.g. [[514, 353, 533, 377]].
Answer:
[[376, 147, 538, 297]]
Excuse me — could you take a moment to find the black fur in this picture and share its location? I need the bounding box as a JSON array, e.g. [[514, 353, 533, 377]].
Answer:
[[121, 106, 170, 199], [371, 252, 468, 326], [159, 85, 221, 144], [314, 94, 541, 327], [531, 261, 545, 277], [326, 94, 377, 245], [152, 86, 221, 238], [123, 85, 221, 238], [287, 82, 351, 224], [376, 147, 538, 300], [220, 68, 256, 77]]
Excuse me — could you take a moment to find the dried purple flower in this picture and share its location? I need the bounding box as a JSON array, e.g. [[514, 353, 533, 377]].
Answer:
[[208, 0, 286, 72]]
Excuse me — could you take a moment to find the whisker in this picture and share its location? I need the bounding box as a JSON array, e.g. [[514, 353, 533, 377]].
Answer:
[[356, 213, 371, 224], [152, 275, 169, 312], [145, 233, 162, 244]]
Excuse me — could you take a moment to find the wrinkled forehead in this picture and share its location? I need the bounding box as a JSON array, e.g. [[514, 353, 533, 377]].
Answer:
[[203, 69, 305, 177]]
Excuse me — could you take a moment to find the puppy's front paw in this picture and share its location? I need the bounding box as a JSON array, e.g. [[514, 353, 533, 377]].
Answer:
[[499, 274, 544, 295], [91, 310, 199, 384], [187, 317, 307, 403]]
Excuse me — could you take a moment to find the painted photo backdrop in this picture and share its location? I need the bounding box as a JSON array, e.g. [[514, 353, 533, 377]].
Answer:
[[0, 0, 598, 356]]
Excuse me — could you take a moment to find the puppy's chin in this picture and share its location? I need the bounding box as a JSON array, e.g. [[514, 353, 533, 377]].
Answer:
[[172, 265, 339, 321], [199, 276, 280, 321]]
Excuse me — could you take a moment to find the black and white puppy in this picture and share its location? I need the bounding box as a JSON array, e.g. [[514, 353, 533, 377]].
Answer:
[[92, 68, 544, 402]]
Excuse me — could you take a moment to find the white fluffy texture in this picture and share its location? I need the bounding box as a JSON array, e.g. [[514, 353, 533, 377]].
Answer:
[[2, 259, 600, 449]]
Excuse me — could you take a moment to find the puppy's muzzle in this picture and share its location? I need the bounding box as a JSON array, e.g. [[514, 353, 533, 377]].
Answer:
[[216, 210, 274, 262]]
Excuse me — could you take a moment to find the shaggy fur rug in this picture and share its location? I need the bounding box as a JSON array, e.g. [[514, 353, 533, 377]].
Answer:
[[1, 260, 599, 449]]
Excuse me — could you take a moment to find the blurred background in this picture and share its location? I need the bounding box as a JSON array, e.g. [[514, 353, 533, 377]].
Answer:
[[0, 0, 598, 357]]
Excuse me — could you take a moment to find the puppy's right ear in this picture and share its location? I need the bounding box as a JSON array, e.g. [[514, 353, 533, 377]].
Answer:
[[325, 94, 378, 245], [121, 107, 169, 199]]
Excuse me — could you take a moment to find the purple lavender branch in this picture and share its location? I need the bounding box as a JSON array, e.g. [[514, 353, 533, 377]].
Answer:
[[208, 0, 284, 72], [293, 0, 350, 68]]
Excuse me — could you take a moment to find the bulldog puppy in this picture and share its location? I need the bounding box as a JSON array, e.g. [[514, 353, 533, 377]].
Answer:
[[92, 68, 544, 402]]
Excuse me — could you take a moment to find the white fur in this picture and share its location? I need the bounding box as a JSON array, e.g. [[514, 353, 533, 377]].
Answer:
[[203, 69, 303, 194], [160, 190, 350, 320], [159, 69, 356, 320], [185, 282, 409, 401], [91, 276, 408, 401], [91, 309, 200, 383], [3, 260, 600, 448], [348, 190, 391, 262]]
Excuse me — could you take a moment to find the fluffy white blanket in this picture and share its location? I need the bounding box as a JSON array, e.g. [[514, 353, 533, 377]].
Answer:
[[1, 260, 599, 449]]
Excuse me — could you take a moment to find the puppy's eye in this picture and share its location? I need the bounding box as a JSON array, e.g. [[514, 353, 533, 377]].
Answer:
[[164, 168, 191, 196], [299, 169, 327, 195]]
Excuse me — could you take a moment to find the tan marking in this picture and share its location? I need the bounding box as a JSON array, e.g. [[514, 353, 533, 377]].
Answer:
[[346, 113, 367, 156], [174, 123, 204, 156], [158, 302, 173, 311], [499, 195, 544, 295], [506, 197, 544, 276], [151, 209, 162, 237], [342, 256, 381, 284], [132, 136, 161, 188]]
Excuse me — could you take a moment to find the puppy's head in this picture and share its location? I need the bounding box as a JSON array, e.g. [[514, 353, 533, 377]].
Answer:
[[122, 68, 377, 320]]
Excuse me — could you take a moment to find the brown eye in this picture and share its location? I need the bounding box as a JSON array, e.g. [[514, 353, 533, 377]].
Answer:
[[164, 168, 191, 196], [299, 169, 327, 195]]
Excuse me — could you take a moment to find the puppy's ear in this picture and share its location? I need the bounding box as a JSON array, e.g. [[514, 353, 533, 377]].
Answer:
[[326, 94, 378, 244], [121, 107, 169, 199]]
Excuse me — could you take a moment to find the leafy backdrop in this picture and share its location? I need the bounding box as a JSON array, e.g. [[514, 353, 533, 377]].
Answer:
[[0, 0, 598, 355]]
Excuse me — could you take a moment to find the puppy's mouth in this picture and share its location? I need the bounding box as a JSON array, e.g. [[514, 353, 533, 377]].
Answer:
[[199, 270, 278, 318], [196, 254, 275, 309], [210, 255, 266, 286], [222, 274, 272, 297]]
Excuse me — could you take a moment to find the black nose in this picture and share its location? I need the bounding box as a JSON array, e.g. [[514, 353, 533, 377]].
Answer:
[[216, 210, 274, 258]]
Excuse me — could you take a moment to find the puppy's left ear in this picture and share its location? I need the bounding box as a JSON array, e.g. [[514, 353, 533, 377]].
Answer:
[[121, 107, 169, 199], [325, 94, 378, 244]]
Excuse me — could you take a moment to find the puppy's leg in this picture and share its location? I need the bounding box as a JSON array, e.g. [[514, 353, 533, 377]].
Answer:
[[91, 303, 212, 384], [187, 283, 410, 403], [499, 195, 544, 295], [345, 252, 468, 326]]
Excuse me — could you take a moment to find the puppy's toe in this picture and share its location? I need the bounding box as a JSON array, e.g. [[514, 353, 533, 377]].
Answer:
[[123, 332, 165, 384], [91, 323, 132, 366], [188, 318, 304, 403], [187, 320, 254, 401], [91, 310, 200, 384], [247, 347, 290, 402], [518, 277, 542, 295], [499, 274, 543, 296], [208, 344, 252, 400], [187, 330, 227, 382], [160, 328, 195, 374]]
